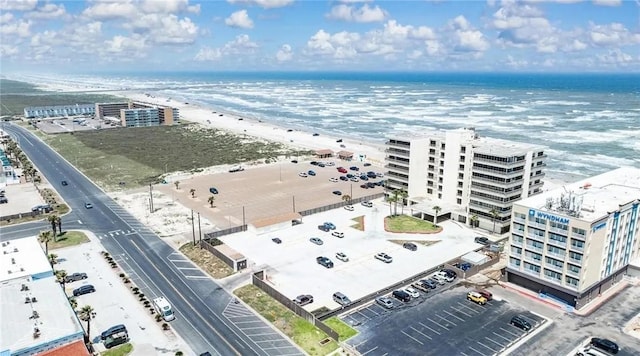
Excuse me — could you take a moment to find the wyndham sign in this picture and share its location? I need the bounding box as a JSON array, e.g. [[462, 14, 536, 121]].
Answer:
[[528, 209, 570, 224]]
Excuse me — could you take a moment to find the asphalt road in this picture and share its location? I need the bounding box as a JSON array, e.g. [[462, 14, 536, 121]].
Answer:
[[0, 122, 303, 356]]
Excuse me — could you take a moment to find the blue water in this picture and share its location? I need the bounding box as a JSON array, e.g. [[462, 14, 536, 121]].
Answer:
[[23, 71, 640, 181]]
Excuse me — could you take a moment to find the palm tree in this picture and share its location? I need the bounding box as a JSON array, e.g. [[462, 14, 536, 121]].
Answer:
[[57, 216, 62, 235], [55, 270, 68, 290], [38, 230, 53, 255], [174, 181, 180, 190], [207, 195, 215, 208], [48, 215, 60, 239], [78, 305, 95, 341], [189, 188, 196, 198], [48, 253, 58, 267], [391, 189, 401, 216], [68, 297, 78, 310], [432, 206, 441, 226], [342, 195, 351, 205], [399, 189, 409, 215], [387, 195, 398, 217], [470, 214, 479, 228], [490, 208, 499, 233]]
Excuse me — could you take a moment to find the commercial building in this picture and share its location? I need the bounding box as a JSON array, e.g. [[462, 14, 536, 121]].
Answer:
[[385, 127, 546, 233], [95, 101, 178, 127], [0, 237, 87, 356], [505, 167, 640, 309], [23, 104, 95, 118]]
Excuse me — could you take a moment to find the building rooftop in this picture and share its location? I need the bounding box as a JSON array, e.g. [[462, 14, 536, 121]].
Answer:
[[1, 237, 84, 355], [515, 167, 640, 222]]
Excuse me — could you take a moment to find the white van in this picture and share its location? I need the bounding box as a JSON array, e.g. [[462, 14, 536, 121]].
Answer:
[[153, 296, 175, 321]]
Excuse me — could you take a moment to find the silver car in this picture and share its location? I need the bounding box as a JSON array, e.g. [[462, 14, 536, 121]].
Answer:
[[375, 252, 393, 263], [310, 237, 323, 245], [376, 296, 394, 309]]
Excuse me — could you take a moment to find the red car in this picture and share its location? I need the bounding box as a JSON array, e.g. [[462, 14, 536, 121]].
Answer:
[[337, 167, 348, 173]]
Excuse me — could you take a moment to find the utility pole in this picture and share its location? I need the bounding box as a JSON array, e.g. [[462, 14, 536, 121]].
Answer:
[[149, 184, 154, 213], [242, 206, 246, 226], [197, 212, 202, 245], [292, 196, 296, 212], [191, 210, 196, 245]]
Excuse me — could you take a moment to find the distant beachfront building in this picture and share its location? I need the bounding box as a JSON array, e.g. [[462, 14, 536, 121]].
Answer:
[[95, 101, 178, 127], [0, 237, 88, 356], [384, 127, 547, 233], [505, 167, 640, 309], [23, 104, 95, 118]]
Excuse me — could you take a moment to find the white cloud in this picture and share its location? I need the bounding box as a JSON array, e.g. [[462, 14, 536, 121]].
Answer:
[[140, 0, 200, 14], [592, 0, 622, 6], [104, 34, 148, 55], [326, 4, 387, 23], [126, 14, 199, 45], [0, 12, 13, 23], [589, 22, 640, 47], [225, 10, 254, 29], [81, 0, 138, 20], [25, 3, 67, 20], [597, 49, 634, 65], [276, 44, 293, 61], [0, 19, 31, 37], [227, 0, 294, 9], [0, 44, 19, 57], [448, 15, 489, 53], [505, 55, 528, 69], [0, 0, 37, 11], [195, 34, 259, 61]]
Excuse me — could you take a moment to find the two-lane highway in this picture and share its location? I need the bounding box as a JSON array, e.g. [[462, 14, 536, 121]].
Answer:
[[0, 122, 304, 356]]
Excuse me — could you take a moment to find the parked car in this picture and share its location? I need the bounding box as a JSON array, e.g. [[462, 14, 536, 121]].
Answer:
[[336, 252, 349, 262], [329, 177, 338, 182], [323, 222, 336, 230], [318, 163, 325, 168], [72, 285, 96, 296], [308, 170, 316, 176], [339, 176, 348, 181], [367, 171, 377, 178], [349, 166, 360, 171], [32, 204, 52, 212], [209, 187, 219, 194], [0, 197, 7, 204], [312, 133, 320, 136], [435, 271, 455, 282], [590, 338, 619, 354], [324, 162, 335, 167], [291, 160, 298, 163], [344, 205, 354, 211], [333, 292, 351, 305], [360, 184, 368, 189], [228, 165, 244, 173], [64, 272, 88, 283], [310, 161, 319, 165], [467, 291, 488, 305], [331, 231, 344, 238], [420, 279, 438, 289], [310, 237, 324, 245], [474, 236, 490, 245], [298, 172, 308, 177], [453, 262, 472, 271], [318, 225, 330, 232], [316, 256, 334, 268], [361, 201, 373, 207], [293, 294, 314, 306], [366, 182, 376, 188], [271, 238, 282, 244], [84, 202, 93, 209], [392, 290, 411, 302], [403, 242, 417, 251], [337, 167, 348, 173], [404, 287, 420, 298], [359, 175, 368, 181], [61, 180, 68, 186], [510, 315, 532, 331], [411, 282, 430, 293], [332, 190, 342, 195], [575, 347, 610, 356], [350, 177, 359, 182], [431, 274, 447, 285], [346, 173, 355, 178], [475, 289, 493, 301], [376, 296, 394, 309], [375, 252, 393, 263], [101, 324, 127, 341], [440, 269, 458, 280]]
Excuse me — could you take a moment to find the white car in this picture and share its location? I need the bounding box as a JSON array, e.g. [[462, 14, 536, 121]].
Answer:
[[350, 177, 359, 182], [431, 273, 447, 284], [361, 201, 373, 207], [331, 231, 344, 238], [329, 177, 338, 182], [404, 287, 420, 298], [325, 162, 335, 166], [299, 172, 308, 177], [336, 252, 349, 262], [344, 205, 354, 211], [375, 252, 393, 263]]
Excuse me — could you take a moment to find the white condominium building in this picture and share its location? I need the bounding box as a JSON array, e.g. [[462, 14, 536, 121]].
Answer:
[[506, 167, 640, 309], [385, 127, 546, 233]]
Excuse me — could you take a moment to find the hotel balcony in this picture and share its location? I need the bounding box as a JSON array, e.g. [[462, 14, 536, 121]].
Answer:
[[532, 153, 548, 161], [472, 166, 525, 178], [386, 156, 410, 166], [470, 185, 523, 199], [470, 175, 524, 189], [544, 263, 565, 274], [384, 148, 410, 158], [531, 170, 546, 179], [524, 244, 544, 253], [385, 164, 410, 174], [549, 227, 569, 235], [547, 239, 567, 249], [473, 156, 527, 168], [528, 221, 547, 230], [529, 180, 545, 190], [386, 139, 411, 149]]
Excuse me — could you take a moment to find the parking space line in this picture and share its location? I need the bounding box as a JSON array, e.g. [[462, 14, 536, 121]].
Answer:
[[485, 336, 505, 347], [418, 321, 441, 335], [427, 317, 451, 330], [401, 330, 424, 345], [355, 310, 371, 320], [434, 314, 456, 327], [492, 331, 513, 343], [449, 305, 473, 318], [499, 326, 521, 338], [409, 326, 432, 340], [360, 346, 377, 355], [476, 340, 499, 353], [456, 301, 482, 314], [467, 346, 486, 355], [442, 310, 466, 322], [231, 320, 263, 324]]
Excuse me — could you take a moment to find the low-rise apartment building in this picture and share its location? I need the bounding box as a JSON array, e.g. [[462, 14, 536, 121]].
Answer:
[[506, 167, 640, 309], [385, 127, 546, 233]]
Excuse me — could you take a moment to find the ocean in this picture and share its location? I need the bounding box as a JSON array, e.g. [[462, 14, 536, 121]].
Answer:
[[26, 71, 640, 182]]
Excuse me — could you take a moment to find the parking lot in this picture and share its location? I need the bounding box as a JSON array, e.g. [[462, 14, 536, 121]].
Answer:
[[155, 160, 384, 228], [33, 117, 116, 134], [0, 182, 46, 216], [53, 231, 191, 355], [344, 287, 546, 356]]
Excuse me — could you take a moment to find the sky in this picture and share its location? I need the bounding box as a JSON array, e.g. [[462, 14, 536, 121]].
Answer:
[[0, 0, 639, 73]]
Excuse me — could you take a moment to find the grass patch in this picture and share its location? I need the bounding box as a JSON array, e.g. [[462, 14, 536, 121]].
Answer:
[[234, 285, 338, 355], [179, 242, 234, 279], [100, 343, 133, 356], [384, 215, 442, 234], [390, 239, 441, 247], [323, 317, 358, 341], [40, 125, 310, 190], [0, 204, 69, 227], [49, 231, 90, 250], [350, 215, 364, 231]]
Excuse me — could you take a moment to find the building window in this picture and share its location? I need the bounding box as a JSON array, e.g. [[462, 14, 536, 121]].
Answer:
[[568, 264, 581, 274], [525, 251, 542, 261], [458, 173, 464, 179], [527, 227, 545, 238], [438, 193, 442, 199], [569, 251, 583, 262], [550, 221, 568, 231], [511, 246, 522, 255], [524, 262, 541, 273], [461, 146, 466, 154], [441, 143, 445, 149], [544, 269, 562, 281], [512, 235, 524, 244], [514, 212, 526, 220], [549, 233, 567, 243], [570, 239, 585, 249], [547, 245, 566, 256], [427, 188, 433, 194], [565, 276, 579, 286], [572, 227, 586, 237], [456, 198, 462, 204], [459, 164, 465, 170], [509, 257, 521, 267], [534, 217, 547, 225], [430, 140, 436, 147]]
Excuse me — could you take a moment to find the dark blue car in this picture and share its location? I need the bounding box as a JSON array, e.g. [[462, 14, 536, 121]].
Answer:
[[308, 170, 316, 176]]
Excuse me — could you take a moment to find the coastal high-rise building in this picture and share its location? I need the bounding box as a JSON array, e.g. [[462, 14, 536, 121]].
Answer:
[[385, 127, 546, 233], [95, 101, 178, 126], [505, 167, 640, 309], [120, 108, 160, 127]]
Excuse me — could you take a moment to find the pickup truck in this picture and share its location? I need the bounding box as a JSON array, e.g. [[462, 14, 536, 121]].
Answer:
[[229, 166, 244, 173]]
